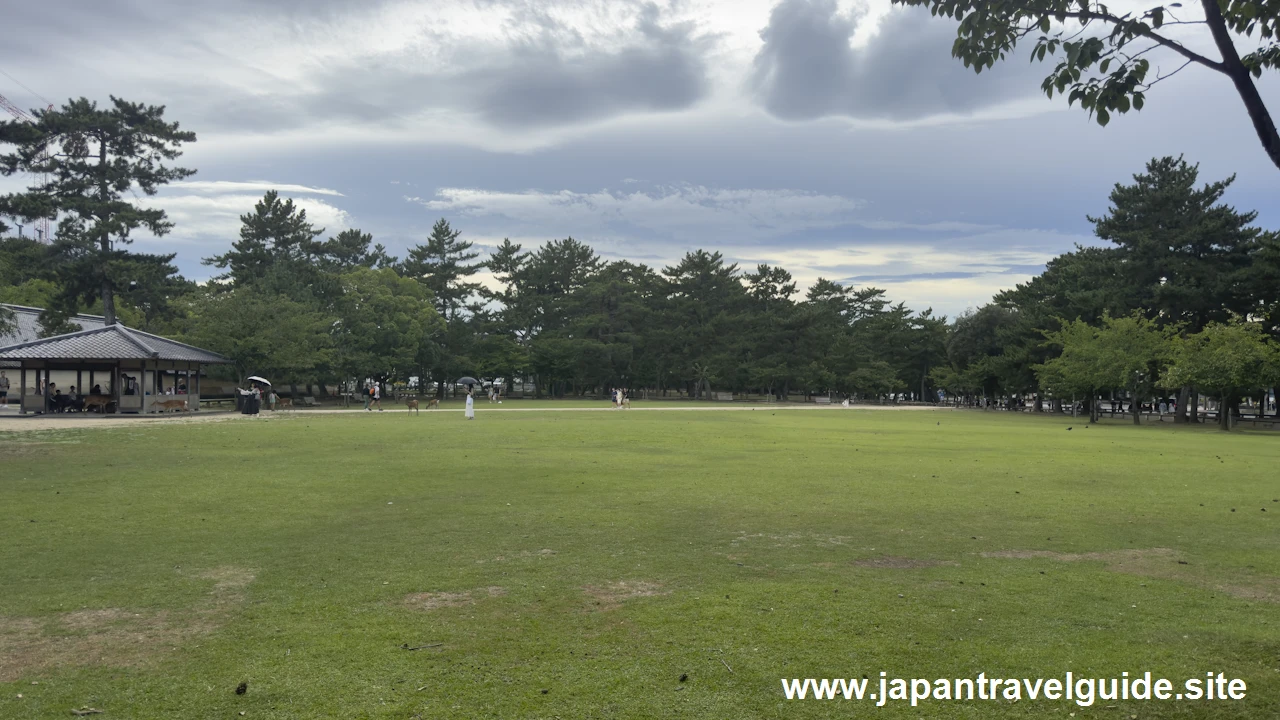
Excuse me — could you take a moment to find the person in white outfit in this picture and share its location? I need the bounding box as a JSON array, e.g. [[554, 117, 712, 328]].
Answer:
[[465, 388, 475, 420]]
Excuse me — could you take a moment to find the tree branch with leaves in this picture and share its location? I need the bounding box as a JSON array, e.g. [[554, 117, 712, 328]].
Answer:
[[893, 0, 1280, 170]]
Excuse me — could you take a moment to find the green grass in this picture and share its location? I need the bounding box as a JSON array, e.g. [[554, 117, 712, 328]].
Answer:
[[0, 409, 1277, 718]]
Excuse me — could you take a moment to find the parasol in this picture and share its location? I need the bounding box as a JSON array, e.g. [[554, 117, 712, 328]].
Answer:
[[457, 376, 479, 386], [246, 376, 272, 386]]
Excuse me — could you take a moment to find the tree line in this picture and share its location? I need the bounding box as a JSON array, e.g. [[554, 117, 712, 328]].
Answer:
[[937, 157, 1280, 429], [2, 98, 1278, 427]]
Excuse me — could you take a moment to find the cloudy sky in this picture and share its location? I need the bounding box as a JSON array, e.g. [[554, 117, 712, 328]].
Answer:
[[3, 0, 1277, 316]]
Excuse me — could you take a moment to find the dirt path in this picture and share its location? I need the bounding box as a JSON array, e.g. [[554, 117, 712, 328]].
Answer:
[[0, 402, 944, 432]]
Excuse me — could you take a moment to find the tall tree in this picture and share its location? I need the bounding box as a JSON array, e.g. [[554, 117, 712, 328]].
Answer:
[[402, 219, 485, 321], [0, 96, 196, 324], [401, 220, 490, 397], [516, 237, 602, 338], [1090, 156, 1263, 421], [318, 229, 396, 273], [205, 190, 325, 289], [0, 231, 14, 333], [893, 0, 1280, 170], [1090, 156, 1261, 329], [662, 250, 746, 399], [744, 265, 802, 399]]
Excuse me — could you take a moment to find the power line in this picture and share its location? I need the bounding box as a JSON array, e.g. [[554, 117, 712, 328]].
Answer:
[[0, 67, 54, 108]]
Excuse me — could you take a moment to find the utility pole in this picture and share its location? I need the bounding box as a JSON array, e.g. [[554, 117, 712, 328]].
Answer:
[[0, 90, 55, 243]]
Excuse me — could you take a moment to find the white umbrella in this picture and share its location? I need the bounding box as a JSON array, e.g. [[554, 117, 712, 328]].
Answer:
[[247, 376, 272, 386]]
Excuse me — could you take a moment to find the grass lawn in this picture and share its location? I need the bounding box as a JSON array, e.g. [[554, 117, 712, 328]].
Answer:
[[0, 408, 1277, 718]]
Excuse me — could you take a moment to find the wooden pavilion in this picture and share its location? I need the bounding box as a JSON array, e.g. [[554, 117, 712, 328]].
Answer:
[[0, 318, 230, 415]]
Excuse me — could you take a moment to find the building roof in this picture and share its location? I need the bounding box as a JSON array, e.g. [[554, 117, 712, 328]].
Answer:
[[0, 304, 109, 346], [0, 319, 230, 364]]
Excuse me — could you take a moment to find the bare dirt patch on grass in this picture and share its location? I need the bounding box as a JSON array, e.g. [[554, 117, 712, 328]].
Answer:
[[730, 532, 853, 549], [854, 556, 959, 569], [477, 549, 557, 564], [984, 549, 1279, 602], [0, 566, 255, 681], [583, 581, 669, 609], [198, 566, 256, 596], [403, 586, 506, 611], [983, 548, 1178, 565]]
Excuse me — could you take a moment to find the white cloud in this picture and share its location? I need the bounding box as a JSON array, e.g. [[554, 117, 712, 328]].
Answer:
[[729, 238, 1070, 314], [131, 185, 352, 247], [412, 184, 866, 239], [168, 180, 344, 197]]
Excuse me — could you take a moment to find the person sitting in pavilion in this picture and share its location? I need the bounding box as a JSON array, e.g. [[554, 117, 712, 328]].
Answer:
[[66, 386, 84, 412]]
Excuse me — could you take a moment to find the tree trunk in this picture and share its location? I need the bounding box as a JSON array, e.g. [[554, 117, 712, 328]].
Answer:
[[1175, 385, 1190, 423], [1219, 394, 1233, 431], [101, 276, 117, 325], [1132, 386, 1141, 425], [1200, 0, 1280, 172], [1189, 388, 1200, 423], [97, 139, 118, 326]]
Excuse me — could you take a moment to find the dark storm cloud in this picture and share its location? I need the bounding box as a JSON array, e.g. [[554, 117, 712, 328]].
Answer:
[[5, 0, 711, 134], [749, 0, 1042, 121], [2, 0, 376, 54], [278, 5, 712, 132], [469, 23, 709, 127]]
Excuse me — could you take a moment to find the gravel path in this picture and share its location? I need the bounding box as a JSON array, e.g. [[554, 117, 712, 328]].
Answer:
[[0, 402, 943, 432]]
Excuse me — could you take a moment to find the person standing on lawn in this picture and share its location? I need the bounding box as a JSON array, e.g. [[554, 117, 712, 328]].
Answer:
[[371, 383, 383, 412], [465, 387, 475, 420]]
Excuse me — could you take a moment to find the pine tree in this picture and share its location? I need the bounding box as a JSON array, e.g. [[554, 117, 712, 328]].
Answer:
[[1089, 156, 1264, 422], [0, 96, 195, 324], [318, 229, 395, 272], [205, 190, 324, 287], [401, 219, 485, 321]]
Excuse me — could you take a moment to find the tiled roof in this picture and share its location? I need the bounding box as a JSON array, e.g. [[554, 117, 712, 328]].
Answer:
[[0, 318, 229, 363], [0, 304, 108, 346]]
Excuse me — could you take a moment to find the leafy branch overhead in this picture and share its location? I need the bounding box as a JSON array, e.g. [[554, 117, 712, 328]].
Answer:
[[893, 0, 1280, 170]]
